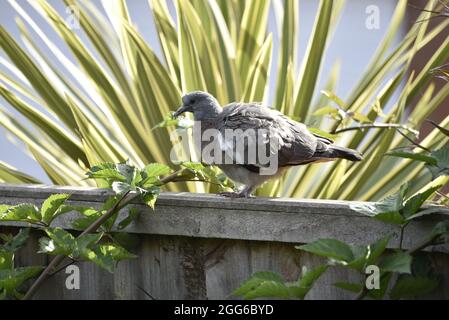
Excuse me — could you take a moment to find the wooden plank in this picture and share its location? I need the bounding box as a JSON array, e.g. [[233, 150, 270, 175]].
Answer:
[[0, 184, 448, 251], [1, 184, 448, 299]]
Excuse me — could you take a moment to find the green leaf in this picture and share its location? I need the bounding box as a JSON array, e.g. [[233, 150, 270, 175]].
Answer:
[[3, 228, 30, 253], [41, 194, 70, 225], [116, 162, 138, 184], [373, 211, 405, 225], [380, 252, 412, 274], [181, 162, 206, 173], [73, 233, 103, 258], [390, 275, 439, 299], [140, 163, 172, 187], [427, 120, 449, 137], [428, 147, 449, 177], [297, 239, 354, 263], [0, 204, 41, 224], [291, 265, 328, 299], [141, 188, 160, 209], [38, 228, 75, 255], [293, 0, 334, 121], [430, 219, 449, 239], [403, 179, 443, 218], [0, 266, 43, 294], [312, 106, 340, 117], [117, 207, 140, 230], [232, 271, 289, 300], [83, 243, 137, 273], [111, 181, 131, 195], [368, 273, 393, 300], [321, 90, 345, 108], [307, 128, 337, 141], [351, 186, 408, 225], [233, 271, 284, 297], [334, 282, 362, 293], [386, 151, 437, 166], [365, 235, 391, 266], [86, 169, 126, 182], [0, 251, 13, 270]]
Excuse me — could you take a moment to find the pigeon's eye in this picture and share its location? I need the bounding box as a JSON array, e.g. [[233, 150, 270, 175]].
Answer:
[[190, 99, 196, 104]]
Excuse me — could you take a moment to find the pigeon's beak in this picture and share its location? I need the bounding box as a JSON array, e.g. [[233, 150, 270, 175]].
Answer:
[[173, 104, 191, 118]]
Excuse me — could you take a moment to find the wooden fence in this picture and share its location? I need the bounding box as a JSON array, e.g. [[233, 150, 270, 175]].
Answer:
[[0, 184, 448, 299]]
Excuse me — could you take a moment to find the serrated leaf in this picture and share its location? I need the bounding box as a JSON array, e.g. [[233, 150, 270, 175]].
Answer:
[[181, 162, 206, 173], [83, 243, 137, 273], [140, 163, 172, 187], [429, 147, 449, 178], [373, 211, 405, 225], [141, 189, 160, 209], [243, 281, 290, 300], [117, 207, 140, 230], [297, 239, 354, 263], [73, 233, 103, 258], [291, 265, 327, 299], [116, 162, 138, 184], [86, 169, 127, 182], [0, 266, 43, 293], [403, 179, 443, 218], [112, 181, 131, 195], [233, 271, 284, 297], [3, 228, 30, 253], [0, 204, 41, 224], [368, 273, 392, 300], [365, 235, 391, 266], [381, 252, 412, 274], [39, 228, 75, 255], [334, 282, 362, 293], [41, 194, 70, 225], [233, 271, 295, 300], [390, 275, 439, 299], [0, 251, 13, 270]]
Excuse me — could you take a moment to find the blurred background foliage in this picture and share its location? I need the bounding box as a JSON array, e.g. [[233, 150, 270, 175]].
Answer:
[[0, 0, 448, 200]]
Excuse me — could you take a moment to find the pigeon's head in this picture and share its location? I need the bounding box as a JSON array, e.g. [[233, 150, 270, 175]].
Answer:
[[174, 91, 222, 120]]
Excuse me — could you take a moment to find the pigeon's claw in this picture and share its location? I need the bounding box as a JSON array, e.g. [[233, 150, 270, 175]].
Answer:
[[218, 191, 247, 198], [218, 187, 256, 198]]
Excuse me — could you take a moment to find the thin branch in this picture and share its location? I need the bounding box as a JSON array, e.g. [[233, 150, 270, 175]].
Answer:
[[396, 129, 431, 152], [22, 191, 133, 300], [333, 123, 419, 136], [48, 258, 77, 279], [22, 169, 190, 300]]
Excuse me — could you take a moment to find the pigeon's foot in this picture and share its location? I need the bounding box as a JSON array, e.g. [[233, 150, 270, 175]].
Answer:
[[218, 192, 249, 198], [218, 186, 256, 198]]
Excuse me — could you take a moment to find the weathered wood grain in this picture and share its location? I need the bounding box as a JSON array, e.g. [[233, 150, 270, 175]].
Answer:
[[0, 184, 448, 300]]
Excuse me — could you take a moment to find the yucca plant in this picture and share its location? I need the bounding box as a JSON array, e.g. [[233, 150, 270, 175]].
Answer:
[[0, 0, 449, 200]]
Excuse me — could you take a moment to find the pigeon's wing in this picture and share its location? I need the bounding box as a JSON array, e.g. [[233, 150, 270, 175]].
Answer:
[[215, 103, 318, 169]]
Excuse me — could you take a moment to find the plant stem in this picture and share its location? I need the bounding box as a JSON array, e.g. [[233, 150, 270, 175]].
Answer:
[[333, 123, 419, 136], [399, 226, 405, 250], [23, 169, 186, 300], [22, 191, 132, 300]]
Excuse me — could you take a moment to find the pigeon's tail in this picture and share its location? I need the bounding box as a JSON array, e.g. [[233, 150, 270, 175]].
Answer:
[[320, 145, 363, 162]]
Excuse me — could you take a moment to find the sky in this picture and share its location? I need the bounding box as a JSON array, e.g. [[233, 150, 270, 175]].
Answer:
[[0, 0, 402, 184]]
